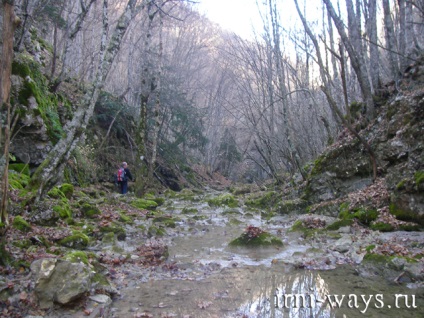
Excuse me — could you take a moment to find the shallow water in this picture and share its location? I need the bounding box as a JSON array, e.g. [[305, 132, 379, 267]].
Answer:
[[112, 264, 423, 317], [110, 193, 424, 317]]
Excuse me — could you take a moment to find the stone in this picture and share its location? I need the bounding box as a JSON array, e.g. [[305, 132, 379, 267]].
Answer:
[[31, 258, 93, 309]]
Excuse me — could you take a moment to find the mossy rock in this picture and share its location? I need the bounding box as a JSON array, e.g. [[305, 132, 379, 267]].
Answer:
[[13, 239, 32, 249], [152, 216, 177, 228], [101, 232, 116, 245], [277, 199, 308, 215], [207, 194, 238, 208], [415, 171, 424, 188], [53, 202, 72, 219], [245, 191, 278, 209], [164, 189, 177, 198], [222, 208, 242, 215], [100, 223, 126, 241], [326, 219, 354, 231], [148, 225, 166, 237], [370, 222, 395, 232], [352, 208, 378, 225], [47, 186, 67, 199], [389, 203, 424, 226], [59, 231, 89, 249], [63, 251, 90, 265], [131, 199, 158, 210], [119, 212, 133, 224], [398, 223, 422, 231], [59, 183, 74, 199], [182, 207, 198, 214], [175, 189, 196, 201], [229, 231, 283, 247], [12, 216, 32, 232], [143, 194, 165, 206], [289, 220, 319, 238], [8, 171, 30, 189], [81, 203, 101, 218]]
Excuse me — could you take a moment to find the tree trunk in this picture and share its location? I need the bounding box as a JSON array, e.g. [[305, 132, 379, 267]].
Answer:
[[367, 0, 380, 91], [323, 0, 375, 119], [30, 0, 142, 200], [294, 0, 377, 181], [149, 1, 164, 182], [382, 0, 400, 79], [0, 0, 19, 225], [268, 0, 306, 180]]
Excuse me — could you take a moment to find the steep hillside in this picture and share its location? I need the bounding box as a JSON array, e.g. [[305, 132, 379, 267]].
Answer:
[[303, 55, 424, 230]]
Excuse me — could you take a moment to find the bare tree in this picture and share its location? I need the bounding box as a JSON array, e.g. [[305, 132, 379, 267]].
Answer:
[[323, 0, 375, 119], [29, 0, 144, 200], [1, 0, 20, 225]]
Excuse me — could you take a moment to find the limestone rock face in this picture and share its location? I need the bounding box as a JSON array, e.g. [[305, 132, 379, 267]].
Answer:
[[305, 63, 424, 226], [31, 258, 93, 309]]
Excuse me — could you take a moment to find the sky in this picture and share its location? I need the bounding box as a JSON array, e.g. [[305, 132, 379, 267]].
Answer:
[[194, 0, 265, 39]]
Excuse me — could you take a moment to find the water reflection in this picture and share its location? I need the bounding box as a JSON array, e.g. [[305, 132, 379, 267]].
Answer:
[[236, 270, 333, 318], [231, 265, 422, 318]]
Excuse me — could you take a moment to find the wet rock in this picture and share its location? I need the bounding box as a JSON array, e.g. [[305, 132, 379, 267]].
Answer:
[[31, 258, 93, 309]]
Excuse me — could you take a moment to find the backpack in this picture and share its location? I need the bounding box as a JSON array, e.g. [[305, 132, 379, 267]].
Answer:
[[116, 168, 126, 182]]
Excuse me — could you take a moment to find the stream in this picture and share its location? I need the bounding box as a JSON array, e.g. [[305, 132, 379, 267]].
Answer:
[[108, 191, 423, 317]]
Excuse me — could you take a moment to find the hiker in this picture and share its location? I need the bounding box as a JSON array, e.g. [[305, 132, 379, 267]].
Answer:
[[116, 162, 133, 194]]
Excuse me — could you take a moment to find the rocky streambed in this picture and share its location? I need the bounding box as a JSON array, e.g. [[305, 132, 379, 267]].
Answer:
[[97, 190, 424, 317], [3, 188, 423, 318]]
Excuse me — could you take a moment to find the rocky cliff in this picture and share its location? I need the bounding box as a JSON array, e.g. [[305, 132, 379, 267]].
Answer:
[[304, 55, 424, 230]]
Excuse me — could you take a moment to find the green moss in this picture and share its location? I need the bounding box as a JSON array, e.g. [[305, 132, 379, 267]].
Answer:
[[352, 208, 378, 225], [64, 251, 90, 265], [365, 244, 376, 252], [9, 164, 30, 176], [396, 179, 407, 190], [398, 224, 422, 231], [100, 223, 126, 240], [12, 54, 64, 143], [59, 231, 89, 249], [59, 183, 74, 199], [101, 232, 116, 244], [288, 220, 320, 238], [326, 219, 354, 231], [53, 203, 72, 219], [8, 171, 30, 189], [143, 194, 165, 206], [222, 208, 242, 215], [164, 189, 176, 198], [207, 193, 238, 208], [119, 212, 133, 224], [81, 203, 101, 218], [370, 222, 395, 232], [389, 203, 424, 226], [245, 191, 277, 209], [131, 199, 158, 210], [363, 253, 390, 263], [47, 186, 66, 199], [176, 189, 196, 201], [13, 239, 32, 249], [152, 216, 177, 228], [229, 231, 283, 247], [415, 171, 424, 189], [148, 225, 166, 237], [12, 216, 32, 232], [182, 207, 198, 214]]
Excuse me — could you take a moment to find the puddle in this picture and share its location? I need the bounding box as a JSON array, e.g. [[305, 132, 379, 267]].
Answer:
[[109, 193, 424, 317]]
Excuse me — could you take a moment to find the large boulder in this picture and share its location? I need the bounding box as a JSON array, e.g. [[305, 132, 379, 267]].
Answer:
[[30, 258, 93, 309]]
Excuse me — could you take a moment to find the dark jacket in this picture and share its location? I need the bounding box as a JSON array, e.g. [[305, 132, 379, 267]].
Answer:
[[124, 168, 133, 181]]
